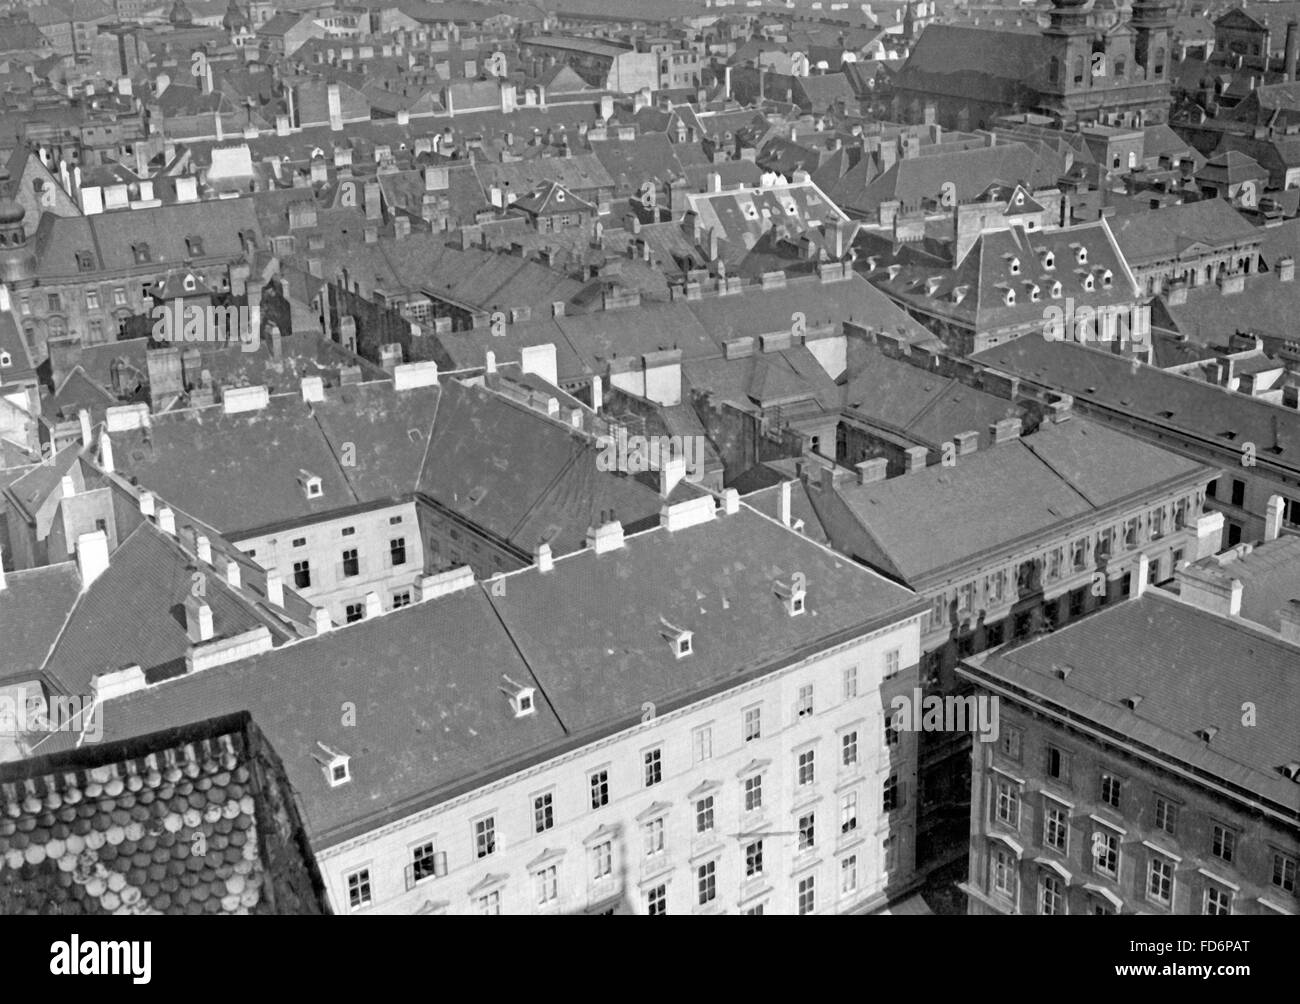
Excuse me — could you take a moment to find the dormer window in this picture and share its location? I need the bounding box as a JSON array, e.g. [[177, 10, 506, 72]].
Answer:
[[1102, 269, 1113, 288], [299, 469, 323, 499], [183, 273, 197, 292], [1028, 283, 1041, 302], [0, 351, 10, 367], [186, 235, 205, 256], [1042, 251, 1054, 269], [660, 617, 693, 658], [1004, 288, 1016, 306], [502, 675, 536, 717], [132, 242, 151, 263], [1076, 246, 1087, 264], [1082, 273, 1095, 291], [1051, 281, 1063, 299], [1008, 256, 1020, 275], [774, 578, 806, 616], [314, 742, 351, 787], [75, 250, 95, 272]]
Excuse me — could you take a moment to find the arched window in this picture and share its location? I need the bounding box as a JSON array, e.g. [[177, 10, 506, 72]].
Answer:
[[1155, 47, 1166, 76]]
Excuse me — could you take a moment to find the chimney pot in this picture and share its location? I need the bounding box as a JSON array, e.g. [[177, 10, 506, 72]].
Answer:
[[265, 571, 285, 608]]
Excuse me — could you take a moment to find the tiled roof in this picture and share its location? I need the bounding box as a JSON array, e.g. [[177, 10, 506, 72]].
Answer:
[[0, 715, 330, 915], [1107, 199, 1261, 266], [964, 592, 1300, 812], [816, 417, 1212, 582], [40, 520, 296, 695], [0, 562, 81, 687], [971, 334, 1300, 476], [864, 219, 1138, 332], [53, 505, 924, 847]]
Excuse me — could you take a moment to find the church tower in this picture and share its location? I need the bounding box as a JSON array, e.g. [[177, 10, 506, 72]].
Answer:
[[1130, 0, 1172, 82], [1042, 0, 1099, 108]]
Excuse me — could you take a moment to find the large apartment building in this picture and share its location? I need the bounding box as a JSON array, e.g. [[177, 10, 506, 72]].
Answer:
[[958, 577, 1300, 916], [46, 496, 930, 915]]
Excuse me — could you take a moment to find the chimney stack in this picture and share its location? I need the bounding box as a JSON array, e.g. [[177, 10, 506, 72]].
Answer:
[[185, 596, 215, 643], [158, 507, 176, 535], [1286, 21, 1299, 82], [779, 480, 792, 526], [535, 541, 554, 573], [76, 530, 110, 589], [265, 571, 285, 608], [364, 591, 382, 619]]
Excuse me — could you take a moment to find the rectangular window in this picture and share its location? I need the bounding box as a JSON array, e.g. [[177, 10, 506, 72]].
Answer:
[[745, 839, 764, 878], [796, 684, 814, 718], [48, 293, 62, 313], [346, 868, 371, 909], [293, 559, 311, 589], [842, 665, 858, 699], [692, 725, 712, 763], [590, 770, 609, 809], [1039, 873, 1064, 915], [798, 812, 815, 851], [883, 774, 900, 813], [1204, 886, 1231, 916], [994, 779, 1020, 828], [696, 795, 715, 833], [535, 865, 557, 906], [1100, 773, 1121, 809], [884, 834, 898, 871], [1272, 852, 1297, 892], [85, 289, 99, 310], [883, 648, 901, 679], [1093, 830, 1119, 878], [391, 590, 412, 609], [390, 537, 406, 566], [1154, 796, 1178, 836], [1046, 745, 1070, 784], [474, 817, 496, 858], [842, 730, 859, 766], [743, 705, 761, 742], [841, 855, 858, 894], [643, 748, 662, 788], [992, 846, 1017, 899], [113, 287, 126, 306], [644, 818, 665, 857], [999, 726, 1022, 762], [744, 903, 765, 916], [341, 527, 355, 536], [478, 890, 500, 915], [412, 842, 438, 883], [292, 537, 306, 548], [534, 793, 553, 833], [345, 603, 364, 623], [591, 841, 612, 880], [797, 748, 815, 786], [1147, 855, 1174, 906], [341, 548, 359, 577], [697, 860, 716, 905], [1212, 824, 1236, 864], [1231, 479, 1246, 508], [840, 791, 858, 833], [743, 775, 762, 812], [1043, 803, 1068, 852], [797, 875, 815, 915], [647, 885, 666, 915]]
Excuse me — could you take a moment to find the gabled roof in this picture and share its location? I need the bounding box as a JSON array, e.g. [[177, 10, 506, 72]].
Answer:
[[511, 179, 594, 217]]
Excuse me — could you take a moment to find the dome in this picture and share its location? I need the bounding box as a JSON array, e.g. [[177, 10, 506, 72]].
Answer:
[[0, 198, 24, 226]]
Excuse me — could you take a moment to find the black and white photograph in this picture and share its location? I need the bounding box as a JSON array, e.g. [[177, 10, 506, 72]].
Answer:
[[0, 0, 1291, 980]]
